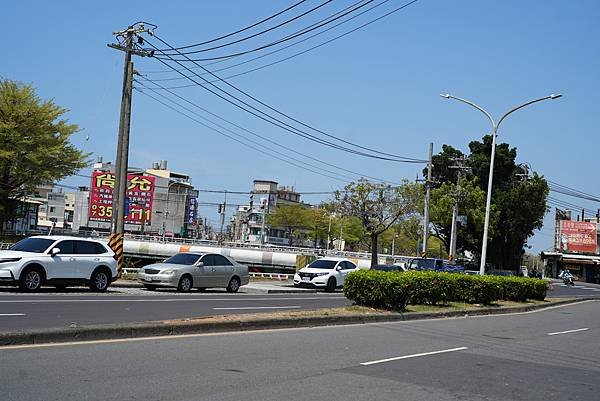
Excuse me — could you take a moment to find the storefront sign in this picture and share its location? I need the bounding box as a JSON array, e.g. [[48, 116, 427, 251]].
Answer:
[[559, 220, 597, 253], [89, 171, 155, 224]]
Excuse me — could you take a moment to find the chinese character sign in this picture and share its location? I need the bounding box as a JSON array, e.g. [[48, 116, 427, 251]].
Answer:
[[559, 220, 598, 253], [89, 171, 155, 224], [187, 196, 198, 224]]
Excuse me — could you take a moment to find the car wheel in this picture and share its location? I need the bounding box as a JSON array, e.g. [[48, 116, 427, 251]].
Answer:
[[177, 275, 192, 292], [325, 277, 336, 293], [89, 269, 110, 292], [226, 277, 241, 293], [144, 285, 156, 291], [20, 267, 44, 292]]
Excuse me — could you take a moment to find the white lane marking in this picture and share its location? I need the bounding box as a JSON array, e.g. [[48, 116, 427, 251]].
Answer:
[[0, 296, 344, 304], [547, 328, 589, 336], [213, 306, 301, 310], [360, 347, 469, 366], [0, 313, 25, 316]]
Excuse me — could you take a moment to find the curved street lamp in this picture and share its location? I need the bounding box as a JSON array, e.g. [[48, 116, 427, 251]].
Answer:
[[440, 93, 562, 275]]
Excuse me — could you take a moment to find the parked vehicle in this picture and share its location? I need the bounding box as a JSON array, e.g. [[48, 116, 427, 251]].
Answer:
[[293, 257, 357, 292], [407, 258, 465, 273], [370, 264, 406, 272], [137, 252, 249, 292], [0, 235, 117, 292]]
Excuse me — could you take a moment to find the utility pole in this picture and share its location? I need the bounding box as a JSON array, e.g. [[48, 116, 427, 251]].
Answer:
[[108, 23, 154, 235], [220, 190, 227, 240], [448, 156, 470, 261], [422, 143, 433, 256]]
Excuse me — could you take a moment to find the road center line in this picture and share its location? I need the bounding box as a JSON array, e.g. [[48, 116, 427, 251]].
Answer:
[[213, 306, 301, 310], [547, 328, 589, 336], [0, 313, 25, 316], [360, 346, 469, 366]]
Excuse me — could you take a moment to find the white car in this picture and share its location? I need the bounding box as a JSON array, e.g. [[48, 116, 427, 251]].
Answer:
[[293, 257, 357, 292], [0, 236, 118, 292]]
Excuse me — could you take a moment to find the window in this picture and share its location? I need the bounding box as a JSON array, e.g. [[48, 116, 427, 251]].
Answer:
[[164, 253, 202, 265], [213, 255, 233, 266], [200, 254, 215, 266], [307, 259, 337, 269], [343, 261, 356, 270], [74, 240, 105, 255], [49, 207, 56, 213], [10, 238, 54, 253], [55, 240, 75, 254]]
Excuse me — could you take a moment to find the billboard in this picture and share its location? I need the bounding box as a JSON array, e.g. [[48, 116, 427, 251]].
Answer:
[[89, 171, 156, 225], [559, 220, 597, 253]]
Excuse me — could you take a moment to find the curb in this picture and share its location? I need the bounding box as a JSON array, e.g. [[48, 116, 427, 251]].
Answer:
[[0, 297, 592, 347]]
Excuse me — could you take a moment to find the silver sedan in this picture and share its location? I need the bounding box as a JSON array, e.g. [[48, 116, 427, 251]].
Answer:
[[137, 252, 249, 292]]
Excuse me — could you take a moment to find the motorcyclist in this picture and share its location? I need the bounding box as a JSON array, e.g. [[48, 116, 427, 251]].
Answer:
[[559, 269, 574, 285]]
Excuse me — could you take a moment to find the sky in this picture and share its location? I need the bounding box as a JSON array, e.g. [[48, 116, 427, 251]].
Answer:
[[2, 0, 599, 253]]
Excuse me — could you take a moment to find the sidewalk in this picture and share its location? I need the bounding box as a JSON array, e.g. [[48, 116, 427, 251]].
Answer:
[[111, 279, 318, 294]]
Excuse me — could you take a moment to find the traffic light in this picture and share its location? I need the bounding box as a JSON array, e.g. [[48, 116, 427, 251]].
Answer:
[[217, 204, 223, 214], [249, 193, 254, 209]]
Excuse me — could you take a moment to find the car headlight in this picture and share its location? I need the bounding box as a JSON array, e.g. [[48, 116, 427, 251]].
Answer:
[[0, 258, 21, 263], [160, 269, 176, 275], [316, 272, 329, 276]]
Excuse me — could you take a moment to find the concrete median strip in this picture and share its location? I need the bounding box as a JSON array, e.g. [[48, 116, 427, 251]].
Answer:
[[0, 297, 593, 347]]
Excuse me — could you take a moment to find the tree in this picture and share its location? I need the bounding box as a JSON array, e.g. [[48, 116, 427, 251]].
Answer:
[[266, 204, 310, 246], [428, 135, 548, 270], [334, 179, 421, 266], [0, 79, 88, 230]]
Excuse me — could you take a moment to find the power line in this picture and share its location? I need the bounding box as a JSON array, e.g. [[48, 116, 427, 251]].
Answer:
[[154, 0, 334, 55], [159, 0, 310, 52], [144, 35, 425, 163], [144, 0, 410, 78], [136, 75, 401, 184], [153, 0, 379, 61]]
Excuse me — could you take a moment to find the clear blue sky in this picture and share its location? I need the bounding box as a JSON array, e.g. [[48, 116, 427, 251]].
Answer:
[[2, 0, 599, 252]]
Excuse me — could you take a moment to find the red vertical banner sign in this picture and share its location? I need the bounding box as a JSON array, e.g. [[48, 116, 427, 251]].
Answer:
[[559, 220, 597, 253], [89, 171, 155, 224]]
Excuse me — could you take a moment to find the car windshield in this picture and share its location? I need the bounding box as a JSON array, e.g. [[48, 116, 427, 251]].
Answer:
[[10, 238, 54, 253], [307, 260, 338, 269], [164, 253, 201, 265], [410, 259, 435, 270]]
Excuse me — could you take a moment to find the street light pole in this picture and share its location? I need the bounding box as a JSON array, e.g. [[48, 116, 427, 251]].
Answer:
[[441, 93, 562, 275]]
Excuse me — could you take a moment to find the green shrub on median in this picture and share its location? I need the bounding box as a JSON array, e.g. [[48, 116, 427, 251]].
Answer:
[[343, 270, 547, 311]]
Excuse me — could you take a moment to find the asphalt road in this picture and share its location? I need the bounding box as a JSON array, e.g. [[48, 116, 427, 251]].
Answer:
[[0, 290, 350, 331], [0, 280, 597, 332], [0, 300, 598, 401]]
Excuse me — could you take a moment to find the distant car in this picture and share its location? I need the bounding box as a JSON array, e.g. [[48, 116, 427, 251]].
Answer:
[[487, 270, 515, 277], [407, 258, 465, 273], [370, 264, 406, 272], [137, 252, 249, 292], [0, 235, 117, 292], [293, 257, 357, 292]]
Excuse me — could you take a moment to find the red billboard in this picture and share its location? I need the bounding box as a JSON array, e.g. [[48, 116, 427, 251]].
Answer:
[[559, 220, 597, 253], [89, 171, 155, 224]]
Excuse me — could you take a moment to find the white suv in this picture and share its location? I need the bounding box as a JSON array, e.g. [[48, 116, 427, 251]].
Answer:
[[0, 236, 118, 292], [293, 257, 357, 292]]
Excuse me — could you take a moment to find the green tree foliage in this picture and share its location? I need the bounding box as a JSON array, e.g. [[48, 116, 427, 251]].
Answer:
[[429, 136, 548, 269], [333, 179, 421, 266], [266, 204, 310, 246], [0, 79, 88, 229], [429, 178, 489, 257]]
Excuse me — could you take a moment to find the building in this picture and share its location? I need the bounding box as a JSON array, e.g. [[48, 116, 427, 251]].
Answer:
[[541, 208, 600, 283], [71, 159, 201, 238], [232, 180, 308, 246]]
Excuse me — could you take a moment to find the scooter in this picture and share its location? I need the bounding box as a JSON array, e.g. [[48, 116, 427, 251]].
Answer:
[[563, 275, 575, 286]]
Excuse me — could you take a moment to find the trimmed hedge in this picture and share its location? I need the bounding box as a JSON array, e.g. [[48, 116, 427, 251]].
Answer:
[[343, 270, 547, 310]]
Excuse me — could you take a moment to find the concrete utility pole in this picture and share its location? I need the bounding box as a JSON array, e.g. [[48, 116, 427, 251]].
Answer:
[[108, 23, 154, 235], [220, 190, 227, 240], [422, 143, 433, 256], [448, 156, 470, 260]]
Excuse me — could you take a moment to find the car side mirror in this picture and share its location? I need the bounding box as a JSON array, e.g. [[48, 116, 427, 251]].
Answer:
[[51, 247, 61, 256], [196, 262, 204, 267], [336, 266, 342, 271]]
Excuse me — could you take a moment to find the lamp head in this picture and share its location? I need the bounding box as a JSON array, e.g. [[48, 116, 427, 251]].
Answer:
[[550, 94, 562, 99], [440, 94, 451, 99]]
